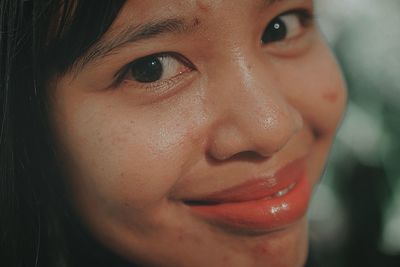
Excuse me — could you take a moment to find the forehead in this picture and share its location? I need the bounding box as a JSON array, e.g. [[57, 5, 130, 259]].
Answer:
[[192, 0, 281, 10], [114, 0, 284, 21], [107, 0, 292, 39]]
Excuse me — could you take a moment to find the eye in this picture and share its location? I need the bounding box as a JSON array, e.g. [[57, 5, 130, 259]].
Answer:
[[261, 10, 313, 44], [119, 53, 192, 84]]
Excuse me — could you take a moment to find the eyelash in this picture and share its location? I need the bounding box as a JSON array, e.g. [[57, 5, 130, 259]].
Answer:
[[112, 8, 314, 89]]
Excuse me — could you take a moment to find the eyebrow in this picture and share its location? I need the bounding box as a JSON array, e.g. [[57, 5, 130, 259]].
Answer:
[[75, 18, 196, 71], [74, 0, 285, 71]]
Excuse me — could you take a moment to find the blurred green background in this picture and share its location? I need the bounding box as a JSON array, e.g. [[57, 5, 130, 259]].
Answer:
[[308, 1, 400, 266]]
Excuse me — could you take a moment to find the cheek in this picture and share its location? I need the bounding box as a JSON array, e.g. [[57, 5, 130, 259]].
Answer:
[[279, 41, 347, 136], [52, 91, 207, 216], [272, 40, 347, 184]]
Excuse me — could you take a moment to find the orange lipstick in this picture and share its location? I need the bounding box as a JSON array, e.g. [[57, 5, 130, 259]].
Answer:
[[185, 158, 311, 231]]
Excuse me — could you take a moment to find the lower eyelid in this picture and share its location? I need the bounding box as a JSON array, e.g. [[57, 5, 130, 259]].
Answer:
[[119, 69, 197, 100]]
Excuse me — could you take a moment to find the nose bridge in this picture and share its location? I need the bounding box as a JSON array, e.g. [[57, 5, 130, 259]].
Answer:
[[207, 53, 302, 160]]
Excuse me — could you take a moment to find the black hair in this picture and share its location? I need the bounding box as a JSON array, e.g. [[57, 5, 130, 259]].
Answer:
[[0, 1, 137, 266]]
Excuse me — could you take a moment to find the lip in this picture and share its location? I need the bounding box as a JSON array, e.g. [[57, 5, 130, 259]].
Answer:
[[184, 157, 311, 231]]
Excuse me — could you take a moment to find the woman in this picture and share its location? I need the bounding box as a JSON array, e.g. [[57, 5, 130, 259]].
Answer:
[[0, 0, 346, 266]]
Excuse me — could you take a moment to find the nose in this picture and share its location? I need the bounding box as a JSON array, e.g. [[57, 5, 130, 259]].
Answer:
[[206, 58, 303, 161]]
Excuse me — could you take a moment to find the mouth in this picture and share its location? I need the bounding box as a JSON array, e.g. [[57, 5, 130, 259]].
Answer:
[[183, 158, 311, 231]]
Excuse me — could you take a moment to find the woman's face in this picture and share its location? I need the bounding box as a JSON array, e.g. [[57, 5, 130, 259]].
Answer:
[[50, 0, 346, 266]]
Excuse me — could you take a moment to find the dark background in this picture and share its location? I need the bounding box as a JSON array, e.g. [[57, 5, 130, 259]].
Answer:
[[309, 1, 400, 266]]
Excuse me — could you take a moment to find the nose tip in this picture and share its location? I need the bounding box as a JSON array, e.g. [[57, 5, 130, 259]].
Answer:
[[207, 100, 303, 162], [204, 50, 304, 162]]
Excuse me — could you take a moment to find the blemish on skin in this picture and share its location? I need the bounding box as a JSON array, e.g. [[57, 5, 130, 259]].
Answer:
[[323, 91, 339, 103], [196, 0, 211, 12], [178, 233, 184, 242], [193, 17, 201, 27], [222, 255, 229, 262], [253, 243, 270, 257]]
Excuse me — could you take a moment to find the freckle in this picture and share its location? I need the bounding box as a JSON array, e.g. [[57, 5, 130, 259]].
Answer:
[[323, 91, 339, 103]]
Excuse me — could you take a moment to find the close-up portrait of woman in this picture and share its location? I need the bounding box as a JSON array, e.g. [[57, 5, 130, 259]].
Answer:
[[0, 0, 350, 267]]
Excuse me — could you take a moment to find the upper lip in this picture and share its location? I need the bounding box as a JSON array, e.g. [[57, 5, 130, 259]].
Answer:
[[183, 157, 307, 205]]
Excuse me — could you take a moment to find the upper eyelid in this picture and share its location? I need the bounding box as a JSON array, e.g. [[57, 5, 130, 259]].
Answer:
[[278, 10, 314, 33], [110, 8, 314, 88], [72, 18, 197, 73], [276, 8, 314, 21], [262, 6, 315, 27], [283, 9, 314, 25]]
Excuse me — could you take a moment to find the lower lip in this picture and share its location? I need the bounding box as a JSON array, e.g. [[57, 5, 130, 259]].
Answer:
[[186, 167, 311, 231]]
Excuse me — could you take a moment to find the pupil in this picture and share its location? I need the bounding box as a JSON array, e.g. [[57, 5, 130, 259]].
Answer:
[[262, 17, 287, 43], [130, 56, 163, 83]]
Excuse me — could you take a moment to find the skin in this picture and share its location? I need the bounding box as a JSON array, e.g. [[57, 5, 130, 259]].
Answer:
[[49, 0, 347, 266]]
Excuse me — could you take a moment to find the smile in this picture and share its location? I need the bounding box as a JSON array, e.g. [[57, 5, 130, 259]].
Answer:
[[183, 158, 311, 232]]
